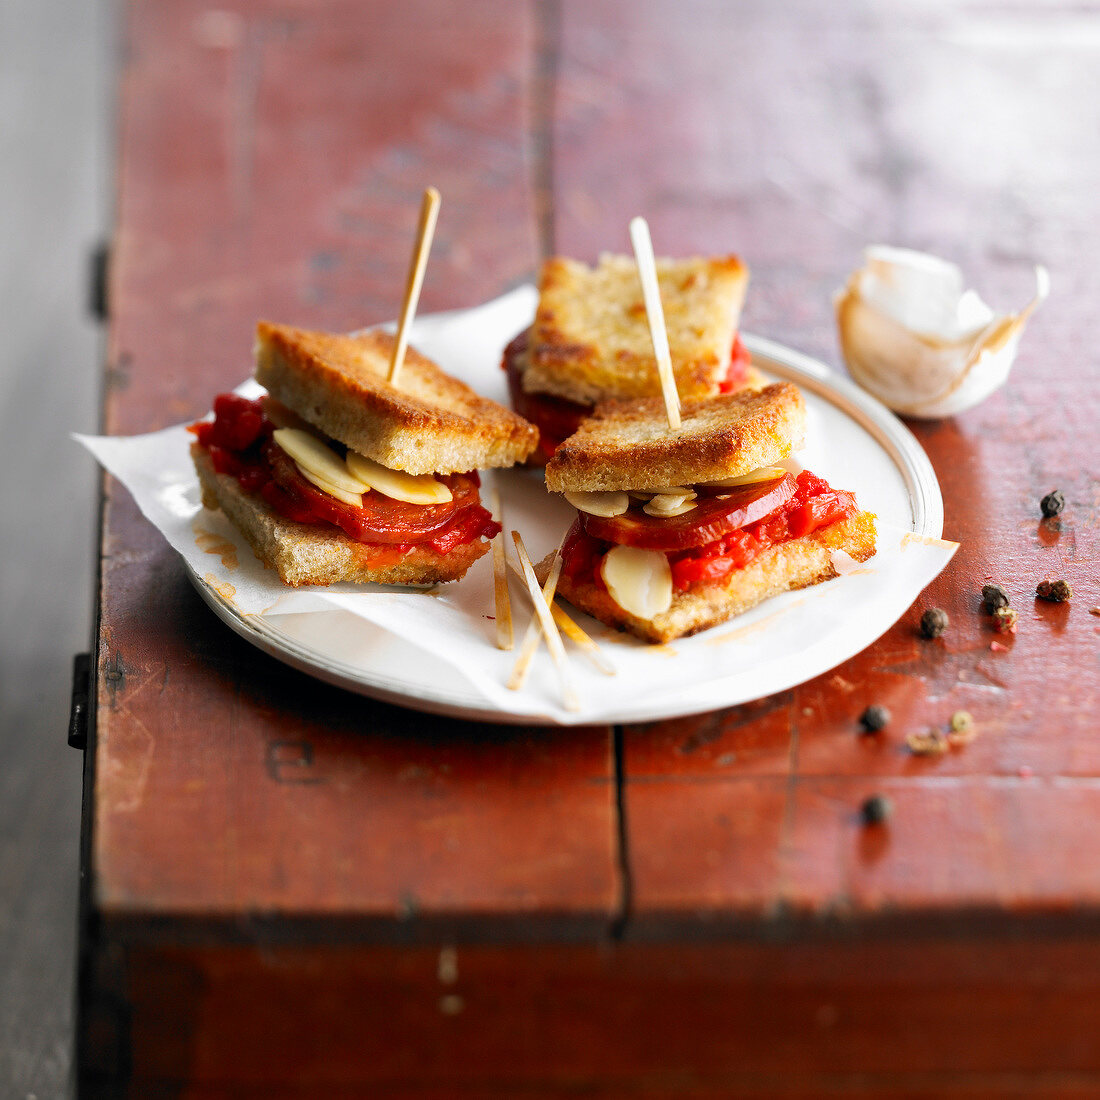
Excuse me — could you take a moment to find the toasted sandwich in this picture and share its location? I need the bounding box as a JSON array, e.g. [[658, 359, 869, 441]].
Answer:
[[541, 383, 876, 643], [190, 322, 538, 586], [504, 252, 764, 464]]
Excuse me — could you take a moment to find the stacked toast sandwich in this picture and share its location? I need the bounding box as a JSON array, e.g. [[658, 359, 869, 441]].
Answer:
[[190, 322, 538, 586], [542, 383, 877, 643], [503, 252, 764, 464]]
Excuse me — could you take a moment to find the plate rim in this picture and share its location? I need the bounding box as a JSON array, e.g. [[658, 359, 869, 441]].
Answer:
[[188, 333, 944, 726]]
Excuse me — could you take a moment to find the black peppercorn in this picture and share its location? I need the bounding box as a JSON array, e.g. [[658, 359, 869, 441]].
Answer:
[[1036, 579, 1072, 603], [1040, 490, 1065, 518], [920, 607, 949, 638], [860, 793, 893, 826], [859, 704, 890, 733], [981, 583, 1010, 611]]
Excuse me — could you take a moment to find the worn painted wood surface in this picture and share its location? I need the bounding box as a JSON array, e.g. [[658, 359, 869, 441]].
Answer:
[[83, 0, 1100, 1093], [92, 936, 1100, 1096], [98, 0, 618, 927], [547, 0, 1100, 933]]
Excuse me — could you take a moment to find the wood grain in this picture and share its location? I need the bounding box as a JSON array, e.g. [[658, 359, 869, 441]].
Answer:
[[96, 0, 617, 927], [548, 0, 1100, 930], [83, 0, 1100, 1093], [93, 937, 1100, 1096]]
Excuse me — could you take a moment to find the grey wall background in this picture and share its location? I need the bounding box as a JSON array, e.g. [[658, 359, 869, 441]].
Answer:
[[1, 1, 114, 1094]]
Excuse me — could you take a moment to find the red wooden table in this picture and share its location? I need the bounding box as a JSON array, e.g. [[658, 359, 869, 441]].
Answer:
[[79, 1, 1100, 1095]]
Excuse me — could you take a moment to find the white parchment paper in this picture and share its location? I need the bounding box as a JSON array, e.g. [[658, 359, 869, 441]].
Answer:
[[76, 286, 958, 725]]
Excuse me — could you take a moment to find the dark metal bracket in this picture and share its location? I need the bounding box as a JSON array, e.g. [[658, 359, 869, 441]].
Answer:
[[68, 651, 91, 751]]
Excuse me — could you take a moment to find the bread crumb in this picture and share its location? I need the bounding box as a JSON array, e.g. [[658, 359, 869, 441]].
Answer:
[[907, 729, 949, 756]]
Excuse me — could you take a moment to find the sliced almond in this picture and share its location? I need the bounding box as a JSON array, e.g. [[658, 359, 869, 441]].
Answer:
[[273, 428, 369, 494], [700, 466, 787, 489], [633, 486, 692, 498], [643, 498, 698, 517], [345, 452, 452, 504], [564, 490, 630, 517], [600, 545, 672, 621], [296, 466, 364, 507], [643, 487, 695, 508]]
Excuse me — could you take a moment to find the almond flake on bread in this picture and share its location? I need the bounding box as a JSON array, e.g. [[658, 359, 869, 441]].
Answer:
[[192, 444, 488, 587], [545, 510, 877, 644], [545, 383, 807, 494], [526, 253, 750, 406], [255, 322, 538, 476]]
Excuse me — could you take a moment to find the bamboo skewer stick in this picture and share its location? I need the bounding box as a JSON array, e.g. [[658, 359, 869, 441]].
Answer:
[[508, 545, 564, 690], [548, 600, 616, 676], [629, 215, 681, 431], [506, 558, 615, 677], [387, 186, 441, 386], [489, 487, 513, 651], [511, 531, 579, 712]]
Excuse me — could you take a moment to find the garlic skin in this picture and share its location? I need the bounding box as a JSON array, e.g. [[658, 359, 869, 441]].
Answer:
[[835, 246, 1049, 418]]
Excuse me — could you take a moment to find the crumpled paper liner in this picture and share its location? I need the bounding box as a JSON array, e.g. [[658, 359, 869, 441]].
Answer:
[[76, 287, 958, 725]]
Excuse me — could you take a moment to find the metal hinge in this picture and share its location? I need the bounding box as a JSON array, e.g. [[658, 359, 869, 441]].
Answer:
[[89, 241, 109, 321], [68, 652, 91, 751]]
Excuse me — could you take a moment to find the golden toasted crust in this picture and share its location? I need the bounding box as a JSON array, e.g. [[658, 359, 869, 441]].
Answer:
[[548, 510, 877, 643], [544, 383, 806, 493], [254, 322, 538, 475], [527, 253, 749, 405], [192, 444, 489, 587]]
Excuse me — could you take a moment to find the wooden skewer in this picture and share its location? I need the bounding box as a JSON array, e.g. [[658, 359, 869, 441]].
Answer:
[[387, 186, 441, 386], [508, 545, 564, 691], [629, 215, 681, 431], [510, 531, 579, 712], [548, 601, 616, 676], [506, 558, 615, 677], [489, 488, 513, 651]]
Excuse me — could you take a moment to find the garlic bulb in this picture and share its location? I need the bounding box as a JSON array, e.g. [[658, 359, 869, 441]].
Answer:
[[835, 246, 1049, 418]]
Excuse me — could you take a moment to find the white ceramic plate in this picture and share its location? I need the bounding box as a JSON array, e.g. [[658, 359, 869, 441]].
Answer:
[[187, 331, 946, 727]]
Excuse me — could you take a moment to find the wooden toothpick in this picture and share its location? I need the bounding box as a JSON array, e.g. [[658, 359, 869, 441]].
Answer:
[[387, 186, 441, 386], [489, 487, 513, 651], [510, 531, 579, 712], [508, 543, 564, 691], [505, 558, 615, 677], [629, 215, 681, 431]]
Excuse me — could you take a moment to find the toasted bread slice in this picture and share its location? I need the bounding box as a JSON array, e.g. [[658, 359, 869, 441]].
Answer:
[[544, 383, 806, 493], [255, 322, 538, 476], [192, 444, 488, 587], [525, 253, 750, 405], [547, 510, 876, 644]]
